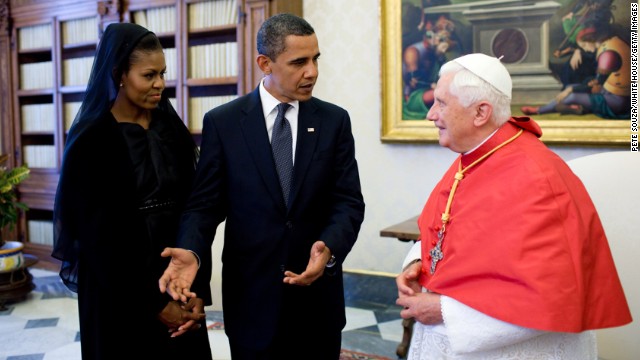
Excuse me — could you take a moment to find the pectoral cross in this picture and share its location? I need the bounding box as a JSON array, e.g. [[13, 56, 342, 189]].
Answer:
[[430, 228, 445, 274]]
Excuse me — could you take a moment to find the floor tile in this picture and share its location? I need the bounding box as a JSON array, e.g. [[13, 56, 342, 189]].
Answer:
[[344, 306, 378, 331], [24, 318, 58, 329], [0, 270, 403, 360]]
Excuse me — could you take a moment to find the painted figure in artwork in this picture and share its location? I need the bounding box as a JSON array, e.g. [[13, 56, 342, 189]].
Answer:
[[551, 0, 614, 89], [401, 0, 463, 120], [522, 11, 630, 119]]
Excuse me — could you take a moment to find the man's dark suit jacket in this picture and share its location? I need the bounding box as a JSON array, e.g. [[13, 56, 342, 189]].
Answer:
[[177, 87, 365, 349]]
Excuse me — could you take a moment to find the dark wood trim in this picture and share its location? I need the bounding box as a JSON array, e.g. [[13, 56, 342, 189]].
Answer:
[[379, 215, 420, 242]]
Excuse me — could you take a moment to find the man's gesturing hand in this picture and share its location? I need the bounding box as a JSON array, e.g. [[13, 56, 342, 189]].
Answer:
[[159, 247, 199, 302], [283, 240, 331, 286]]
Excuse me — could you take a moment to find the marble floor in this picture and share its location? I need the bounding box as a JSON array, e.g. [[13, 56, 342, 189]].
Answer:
[[0, 268, 404, 360]]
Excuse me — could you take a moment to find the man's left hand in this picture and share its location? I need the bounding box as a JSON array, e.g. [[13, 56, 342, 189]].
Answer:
[[396, 291, 443, 326], [283, 240, 331, 286]]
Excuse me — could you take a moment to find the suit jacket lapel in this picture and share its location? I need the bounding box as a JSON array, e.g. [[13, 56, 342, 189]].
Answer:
[[290, 100, 319, 207], [241, 88, 286, 211]]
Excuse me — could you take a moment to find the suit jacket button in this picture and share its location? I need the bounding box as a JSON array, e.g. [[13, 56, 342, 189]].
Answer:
[[286, 221, 293, 229], [280, 265, 285, 272]]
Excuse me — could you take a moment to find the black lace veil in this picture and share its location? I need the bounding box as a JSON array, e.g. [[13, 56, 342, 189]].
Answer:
[[76, 23, 151, 128], [52, 23, 197, 291]]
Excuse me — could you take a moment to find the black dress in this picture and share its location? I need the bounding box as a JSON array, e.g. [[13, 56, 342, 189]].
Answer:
[[54, 110, 211, 360], [52, 22, 211, 359]]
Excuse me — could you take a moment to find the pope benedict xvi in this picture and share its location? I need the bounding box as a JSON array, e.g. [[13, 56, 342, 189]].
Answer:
[[396, 53, 632, 359]]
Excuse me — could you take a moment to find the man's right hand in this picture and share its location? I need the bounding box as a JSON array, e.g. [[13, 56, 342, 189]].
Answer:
[[159, 247, 199, 302], [396, 260, 422, 297], [396, 261, 443, 325]]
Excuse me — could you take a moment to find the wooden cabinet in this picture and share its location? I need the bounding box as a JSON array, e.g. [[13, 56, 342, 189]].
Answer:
[[3, 0, 101, 270], [0, 0, 301, 270], [240, 0, 301, 94]]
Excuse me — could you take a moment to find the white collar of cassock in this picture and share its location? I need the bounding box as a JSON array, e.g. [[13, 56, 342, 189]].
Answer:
[[464, 128, 500, 155]]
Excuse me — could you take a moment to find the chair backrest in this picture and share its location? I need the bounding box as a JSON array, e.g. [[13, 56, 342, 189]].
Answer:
[[567, 151, 639, 360]]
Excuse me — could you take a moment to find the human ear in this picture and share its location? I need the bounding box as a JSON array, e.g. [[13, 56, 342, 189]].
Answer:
[[256, 54, 272, 75], [473, 102, 492, 126]]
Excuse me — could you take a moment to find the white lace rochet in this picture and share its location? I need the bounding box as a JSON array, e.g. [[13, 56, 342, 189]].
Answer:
[[407, 295, 597, 360]]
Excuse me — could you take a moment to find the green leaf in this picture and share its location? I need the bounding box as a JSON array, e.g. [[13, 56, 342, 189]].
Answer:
[[6, 166, 30, 185]]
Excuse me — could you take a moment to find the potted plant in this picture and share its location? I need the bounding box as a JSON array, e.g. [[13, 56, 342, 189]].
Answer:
[[0, 154, 30, 271]]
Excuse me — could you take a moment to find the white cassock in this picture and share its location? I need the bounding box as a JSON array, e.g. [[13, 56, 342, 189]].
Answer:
[[402, 242, 598, 360]]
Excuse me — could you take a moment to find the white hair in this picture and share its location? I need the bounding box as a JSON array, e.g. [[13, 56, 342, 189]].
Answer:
[[439, 60, 512, 125]]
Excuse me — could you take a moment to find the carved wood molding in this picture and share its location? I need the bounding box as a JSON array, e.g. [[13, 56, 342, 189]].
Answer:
[[12, 0, 41, 6], [0, 0, 9, 35], [0, 0, 12, 161], [97, 0, 120, 16], [98, 0, 123, 35]]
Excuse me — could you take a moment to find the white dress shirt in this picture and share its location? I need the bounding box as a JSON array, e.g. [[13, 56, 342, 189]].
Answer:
[[259, 79, 300, 164]]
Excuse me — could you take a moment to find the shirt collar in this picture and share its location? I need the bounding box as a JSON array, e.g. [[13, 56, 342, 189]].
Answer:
[[259, 79, 299, 117]]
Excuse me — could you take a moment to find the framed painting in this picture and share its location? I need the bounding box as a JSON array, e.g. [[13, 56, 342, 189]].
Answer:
[[381, 0, 634, 145]]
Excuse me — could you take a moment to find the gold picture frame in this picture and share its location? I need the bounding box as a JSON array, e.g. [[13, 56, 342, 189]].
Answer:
[[380, 0, 632, 146]]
